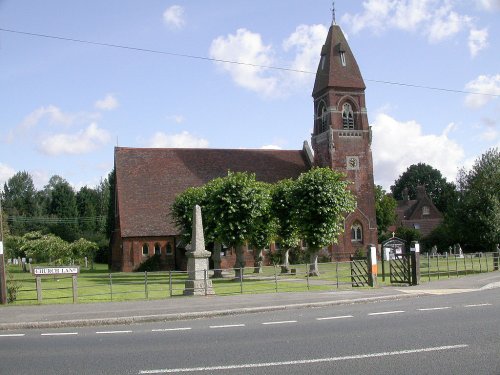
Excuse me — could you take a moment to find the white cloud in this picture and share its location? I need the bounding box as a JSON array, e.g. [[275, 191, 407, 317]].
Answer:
[[468, 28, 489, 57], [260, 144, 283, 150], [163, 5, 185, 29], [209, 25, 328, 97], [39, 123, 111, 156], [95, 94, 119, 111], [343, 0, 477, 47], [372, 112, 464, 189], [479, 127, 498, 141], [19, 105, 74, 130], [464, 74, 500, 109], [8, 105, 101, 143], [166, 114, 185, 124], [148, 131, 209, 148], [209, 28, 278, 97], [0, 163, 16, 188], [283, 24, 328, 85], [476, 0, 500, 11]]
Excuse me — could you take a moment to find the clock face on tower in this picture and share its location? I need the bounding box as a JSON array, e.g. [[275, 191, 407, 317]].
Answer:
[[347, 156, 359, 170]]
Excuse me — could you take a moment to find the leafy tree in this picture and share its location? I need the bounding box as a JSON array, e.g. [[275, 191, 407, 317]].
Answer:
[[375, 185, 397, 236], [47, 177, 78, 241], [3, 235, 26, 259], [452, 148, 499, 251], [171, 186, 207, 243], [205, 172, 269, 278], [248, 182, 276, 273], [391, 163, 457, 213], [76, 186, 99, 233], [271, 179, 301, 271], [21, 232, 70, 264], [106, 169, 116, 241], [2, 171, 40, 234], [292, 168, 356, 276], [395, 226, 421, 250], [95, 177, 110, 234], [69, 238, 99, 269]]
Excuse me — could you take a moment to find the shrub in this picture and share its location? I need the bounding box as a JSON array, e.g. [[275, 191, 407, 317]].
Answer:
[[135, 255, 161, 272]]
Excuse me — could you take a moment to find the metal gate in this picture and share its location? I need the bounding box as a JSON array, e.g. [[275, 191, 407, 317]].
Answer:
[[350, 257, 369, 287], [390, 253, 412, 285]]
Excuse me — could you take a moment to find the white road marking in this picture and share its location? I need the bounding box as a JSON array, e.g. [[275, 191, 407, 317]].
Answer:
[[41, 332, 78, 336], [96, 330, 132, 334], [139, 344, 468, 374], [0, 334, 25, 337], [209, 324, 245, 329], [152, 328, 192, 332], [465, 303, 492, 307], [262, 320, 297, 325], [368, 310, 405, 316], [316, 315, 354, 321], [418, 307, 451, 311]]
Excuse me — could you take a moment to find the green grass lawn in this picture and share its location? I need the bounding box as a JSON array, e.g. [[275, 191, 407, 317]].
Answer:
[[5, 253, 497, 305]]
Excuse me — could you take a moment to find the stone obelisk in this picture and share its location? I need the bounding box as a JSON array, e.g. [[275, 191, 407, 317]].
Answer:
[[183, 205, 215, 295]]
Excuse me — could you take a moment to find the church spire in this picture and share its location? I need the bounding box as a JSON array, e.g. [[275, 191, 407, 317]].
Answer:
[[331, 1, 336, 25], [312, 23, 366, 96]]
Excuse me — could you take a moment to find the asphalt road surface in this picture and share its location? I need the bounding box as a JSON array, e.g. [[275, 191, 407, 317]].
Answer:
[[1, 289, 499, 375]]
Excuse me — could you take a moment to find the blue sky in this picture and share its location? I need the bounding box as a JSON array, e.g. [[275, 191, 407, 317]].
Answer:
[[1, 0, 499, 191]]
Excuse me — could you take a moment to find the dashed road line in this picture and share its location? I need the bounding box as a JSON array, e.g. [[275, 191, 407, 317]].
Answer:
[[0, 333, 25, 337], [368, 310, 405, 316], [262, 320, 297, 325], [96, 330, 133, 335], [209, 324, 245, 329], [41, 332, 78, 336], [465, 303, 492, 307], [152, 327, 192, 332], [418, 307, 451, 311], [316, 315, 354, 321]]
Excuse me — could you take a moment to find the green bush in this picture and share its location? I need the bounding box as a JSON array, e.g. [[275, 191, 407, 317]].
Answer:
[[135, 255, 161, 272]]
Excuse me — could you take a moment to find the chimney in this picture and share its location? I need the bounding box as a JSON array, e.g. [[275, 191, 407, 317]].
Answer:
[[402, 187, 409, 201]]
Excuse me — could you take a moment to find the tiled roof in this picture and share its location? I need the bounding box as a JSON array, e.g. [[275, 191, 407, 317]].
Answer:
[[312, 25, 366, 96], [115, 147, 310, 238]]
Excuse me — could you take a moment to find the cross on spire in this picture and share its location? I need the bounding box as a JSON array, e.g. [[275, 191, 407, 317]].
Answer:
[[331, 1, 336, 25]]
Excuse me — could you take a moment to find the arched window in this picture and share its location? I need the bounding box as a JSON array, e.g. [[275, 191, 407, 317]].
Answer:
[[351, 222, 363, 242], [317, 102, 328, 133], [142, 243, 149, 256], [342, 103, 354, 129], [154, 243, 161, 255], [166, 243, 172, 255]]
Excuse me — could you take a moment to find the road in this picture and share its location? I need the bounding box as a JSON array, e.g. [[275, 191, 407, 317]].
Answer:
[[1, 289, 499, 375]]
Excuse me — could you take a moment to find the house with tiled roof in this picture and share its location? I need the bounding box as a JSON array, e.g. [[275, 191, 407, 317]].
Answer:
[[395, 186, 443, 237], [110, 22, 378, 272]]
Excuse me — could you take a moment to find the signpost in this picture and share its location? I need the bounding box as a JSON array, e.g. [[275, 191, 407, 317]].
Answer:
[[0, 197, 7, 305], [32, 266, 80, 303]]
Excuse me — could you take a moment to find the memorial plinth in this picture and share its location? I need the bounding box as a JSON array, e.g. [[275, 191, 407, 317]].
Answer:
[[183, 205, 215, 296]]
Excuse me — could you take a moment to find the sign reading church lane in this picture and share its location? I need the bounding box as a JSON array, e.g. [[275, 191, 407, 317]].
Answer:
[[33, 267, 80, 276]]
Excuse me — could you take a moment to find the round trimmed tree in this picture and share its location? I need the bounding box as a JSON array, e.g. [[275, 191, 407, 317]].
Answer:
[[292, 168, 356, 276]]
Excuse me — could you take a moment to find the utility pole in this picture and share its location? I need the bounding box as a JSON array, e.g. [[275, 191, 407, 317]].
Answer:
[[0, 196, 7, 304]]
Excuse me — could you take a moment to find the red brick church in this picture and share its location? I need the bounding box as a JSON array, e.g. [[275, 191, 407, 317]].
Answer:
[[110, 22, 378, 272]]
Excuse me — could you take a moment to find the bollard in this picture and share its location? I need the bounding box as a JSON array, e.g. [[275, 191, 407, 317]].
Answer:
[[367, 245, 378, 287], [410, 241, 420, 285]]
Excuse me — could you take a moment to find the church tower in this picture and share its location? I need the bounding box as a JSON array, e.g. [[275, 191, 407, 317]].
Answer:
[[311, 22, 378, 256]]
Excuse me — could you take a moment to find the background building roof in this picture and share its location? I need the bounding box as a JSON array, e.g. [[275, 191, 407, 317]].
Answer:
[[115, 147, 310, 238]]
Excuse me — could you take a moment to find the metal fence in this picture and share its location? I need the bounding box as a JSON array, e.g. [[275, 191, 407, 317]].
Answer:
[[7, 251, 499, 305], [9, 259, 364, 304], [420, 252, 499, 281]]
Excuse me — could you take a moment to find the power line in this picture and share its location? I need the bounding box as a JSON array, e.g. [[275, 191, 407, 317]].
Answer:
[[1, 27, 498, 98], [7, 216, 105, 224]]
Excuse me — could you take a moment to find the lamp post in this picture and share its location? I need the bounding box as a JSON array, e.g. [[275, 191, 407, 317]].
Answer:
[[0, 196, 7, 304]]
